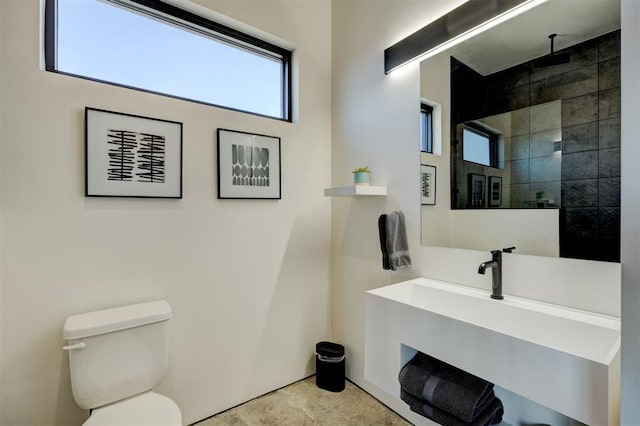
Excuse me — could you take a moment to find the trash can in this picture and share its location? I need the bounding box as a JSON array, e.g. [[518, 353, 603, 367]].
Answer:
[[315, 341, 345, 392]]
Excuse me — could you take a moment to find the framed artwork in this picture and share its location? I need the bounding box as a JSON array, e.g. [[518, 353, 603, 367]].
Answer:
[[420, 164, 436, 205], [85, 107, 183, 198], [488, 176, 503, 207], [468, 173, 486, 208], [217, 128, 281, 199]]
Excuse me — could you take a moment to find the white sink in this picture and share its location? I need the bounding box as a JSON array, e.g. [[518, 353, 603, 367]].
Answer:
[[365, 277, 620, 425]]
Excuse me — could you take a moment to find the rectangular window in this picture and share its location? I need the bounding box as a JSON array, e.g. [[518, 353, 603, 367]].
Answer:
[[420, 103, 433, 153], [45, 0, 292, 121], [462, 126, 498, 167]]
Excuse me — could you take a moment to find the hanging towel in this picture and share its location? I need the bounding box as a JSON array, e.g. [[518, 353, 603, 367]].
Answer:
[[378, 214, 391, 270], [399, 351, 496, 423], [386, 211, 411, 271], [401, 389, 504, 426]]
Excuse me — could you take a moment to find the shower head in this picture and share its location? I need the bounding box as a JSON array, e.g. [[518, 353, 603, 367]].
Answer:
[[533, 53, 571, 67], [532, 34, 571, 68]]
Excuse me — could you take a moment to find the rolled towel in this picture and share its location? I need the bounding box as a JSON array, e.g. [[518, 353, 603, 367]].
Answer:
[[399, 351, 494, 423], [378, 214, 391, 270], [386, 211, 411, 271], [401, 389, 504, 426]]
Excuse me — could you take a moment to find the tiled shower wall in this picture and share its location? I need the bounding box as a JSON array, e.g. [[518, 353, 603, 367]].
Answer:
[[452, 30, 620, 262]]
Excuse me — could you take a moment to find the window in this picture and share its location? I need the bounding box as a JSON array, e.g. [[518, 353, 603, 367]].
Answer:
[[45, 0, 292, 121], [462, 126, 498, 167], [420, 103, 433, 153]]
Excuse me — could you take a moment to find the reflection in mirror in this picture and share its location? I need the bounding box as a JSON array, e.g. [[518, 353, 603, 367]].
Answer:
[[453, 100, 562, 209], [419, 0, 620, 262]]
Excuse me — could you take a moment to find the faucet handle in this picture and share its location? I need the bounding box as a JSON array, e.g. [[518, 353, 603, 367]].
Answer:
[[502, 246, 516, 253], [490, 249, 502, 259]]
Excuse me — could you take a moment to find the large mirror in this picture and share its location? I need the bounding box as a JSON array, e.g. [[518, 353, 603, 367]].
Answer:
[[419, 0, 621, 261]]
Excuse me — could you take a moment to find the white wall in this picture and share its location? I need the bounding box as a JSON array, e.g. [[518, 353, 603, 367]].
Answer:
[[419, 53, 452, 248], [620, 0, 640, 423], [0, 0, 3, 402], [332, 2, 467, 423], [448, 209, 559, 256], [0, 1, 331, 425], [331, 0, 623, 424]]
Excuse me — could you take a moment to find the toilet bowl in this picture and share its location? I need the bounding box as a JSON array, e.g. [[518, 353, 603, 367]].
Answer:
[[83, 392, 181, 426], [63, 300, 182, 425]]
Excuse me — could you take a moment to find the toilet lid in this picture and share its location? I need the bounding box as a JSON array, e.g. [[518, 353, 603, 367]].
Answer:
[[83, 392, 182, 426]]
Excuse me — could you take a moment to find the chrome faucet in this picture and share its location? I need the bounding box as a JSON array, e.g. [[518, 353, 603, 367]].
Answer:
[[478, 250, 503, 300]]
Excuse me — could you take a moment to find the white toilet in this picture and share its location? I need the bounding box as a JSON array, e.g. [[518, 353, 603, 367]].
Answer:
[[63, 300, 182, 425]]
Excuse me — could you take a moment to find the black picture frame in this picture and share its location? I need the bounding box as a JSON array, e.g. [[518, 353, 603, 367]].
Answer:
[[468, 173, 486, 208], [421, 164, 436, 205], [217, 128, 281, 199], [85, 107, 183, 198], [488, 176, 503, 207]]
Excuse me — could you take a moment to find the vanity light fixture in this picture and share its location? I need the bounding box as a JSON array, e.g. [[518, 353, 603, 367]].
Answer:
[[384, 0, 549, 74]]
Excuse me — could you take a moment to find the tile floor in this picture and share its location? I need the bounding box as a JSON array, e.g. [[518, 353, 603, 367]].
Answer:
[[194, 376, 411, 425]]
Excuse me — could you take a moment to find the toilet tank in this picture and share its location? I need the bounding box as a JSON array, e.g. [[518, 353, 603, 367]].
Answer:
[[63, 300, 172, 410]]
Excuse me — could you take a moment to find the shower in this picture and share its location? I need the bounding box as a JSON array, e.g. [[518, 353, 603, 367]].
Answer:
[[532, 33, 571, 67]]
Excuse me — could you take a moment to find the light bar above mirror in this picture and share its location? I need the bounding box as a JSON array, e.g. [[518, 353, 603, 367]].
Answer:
[[384, 0, 549, 74]]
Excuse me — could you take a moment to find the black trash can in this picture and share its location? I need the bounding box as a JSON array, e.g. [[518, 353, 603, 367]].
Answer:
[[315, 341, 345, 392]]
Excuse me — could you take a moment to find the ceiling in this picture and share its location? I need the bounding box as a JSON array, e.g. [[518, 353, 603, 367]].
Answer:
[[441, 0, 621, 75]]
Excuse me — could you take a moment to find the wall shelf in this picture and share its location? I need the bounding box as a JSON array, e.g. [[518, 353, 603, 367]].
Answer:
[[324, 185, 387, 197]]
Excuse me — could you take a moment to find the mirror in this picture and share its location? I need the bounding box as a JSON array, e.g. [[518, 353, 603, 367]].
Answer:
[[419, 0, 621, 261]]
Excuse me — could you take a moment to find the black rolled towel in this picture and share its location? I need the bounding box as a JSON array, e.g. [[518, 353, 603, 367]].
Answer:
[[398, 351, 439, 397], [401, 389, 504, 426], [399, 351, 494, 423], [427, 358, 495, 422]]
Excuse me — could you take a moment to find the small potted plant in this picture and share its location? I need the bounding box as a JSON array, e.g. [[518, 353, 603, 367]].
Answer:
[[352, 166, 371, 186]]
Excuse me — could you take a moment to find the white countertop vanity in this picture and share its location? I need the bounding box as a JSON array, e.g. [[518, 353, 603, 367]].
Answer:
[[365, 278, 620, 425]]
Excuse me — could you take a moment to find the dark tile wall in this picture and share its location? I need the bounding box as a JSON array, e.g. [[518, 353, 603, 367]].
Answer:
[[451, 30, 620, 262]]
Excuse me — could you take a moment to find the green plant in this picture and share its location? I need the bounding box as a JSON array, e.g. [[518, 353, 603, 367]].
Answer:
[[352, 166, 371, 173]]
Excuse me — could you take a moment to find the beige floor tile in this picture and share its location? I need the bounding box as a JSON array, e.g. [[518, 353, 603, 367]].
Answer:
[[197, 410, 249, 426], [194, 377, 410, 426]]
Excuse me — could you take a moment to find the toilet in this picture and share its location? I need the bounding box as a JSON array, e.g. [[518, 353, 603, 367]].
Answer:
[[63, 300, 182, 425]]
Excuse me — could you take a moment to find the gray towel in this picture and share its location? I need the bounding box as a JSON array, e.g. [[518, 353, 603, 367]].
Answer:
[[378, 214, 391, 270], [386, 211, 411, 271], [399, 352, 494, 423], [401, 389, 504, 426]]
